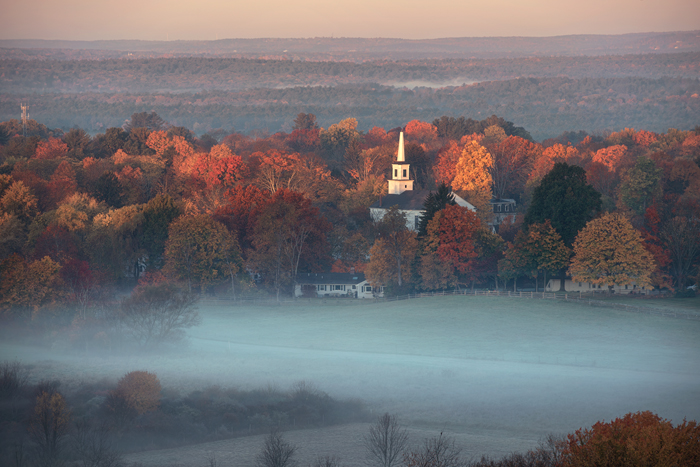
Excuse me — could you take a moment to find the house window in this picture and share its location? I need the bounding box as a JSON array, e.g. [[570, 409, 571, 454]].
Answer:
[[317, 285, 325, 291], [394, 169, 397, 178], [364, 285, 372, 292], [352, 285, 356, 289], [625, 285, 628, 289], [402, 169, 407, 178], [334, 285, 345, 291], [579, 282, 582, 287]]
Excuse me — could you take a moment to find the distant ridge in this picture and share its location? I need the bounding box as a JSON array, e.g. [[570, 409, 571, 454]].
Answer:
[[2, 31, 699, 60]]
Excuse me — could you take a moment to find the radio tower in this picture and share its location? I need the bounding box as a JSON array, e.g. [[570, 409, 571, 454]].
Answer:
[[21, 103, 28, 137]]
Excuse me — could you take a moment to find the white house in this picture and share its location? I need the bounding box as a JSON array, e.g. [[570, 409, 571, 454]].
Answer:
[[294, 272, 384, 299], [545, 279, 650, 295], [369, 132, 475, 230]]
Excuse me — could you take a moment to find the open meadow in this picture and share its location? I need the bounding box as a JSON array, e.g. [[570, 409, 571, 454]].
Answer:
[[2, 295, 699, 466]]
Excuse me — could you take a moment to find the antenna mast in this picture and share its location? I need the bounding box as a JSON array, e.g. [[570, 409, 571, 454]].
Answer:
[[21, 103, 28, 137]]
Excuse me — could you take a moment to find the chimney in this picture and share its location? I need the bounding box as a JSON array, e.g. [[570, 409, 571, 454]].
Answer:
[[350, 266, 355, 274]]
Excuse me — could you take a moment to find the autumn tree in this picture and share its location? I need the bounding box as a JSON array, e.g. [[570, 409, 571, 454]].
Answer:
[[432, 205, 481, 288], [561, 411, 700, 467], [163, 214, 242, 293], [0, 255, 62, 318], [1, 180, 39, 224], [34, 137, 69, 160], [29, 391, 71, 467], [248, 189, 330, 299], [119, 283, 200, 346], [569, 213, 655, 291], [62, 128, 92, 160], [365, 206, 418, 290], [111, 371, 161, 415], [125, 111, 167, 132], [88, 205, 145, 281], [487, 135, 540, 199], [92, 172, 124, 208], [0, 212, 25, 260], [451, 140, 493, 223], [292, 112, 319, 131], [505, 221, 570, 291], [320, 118, 361, 160]]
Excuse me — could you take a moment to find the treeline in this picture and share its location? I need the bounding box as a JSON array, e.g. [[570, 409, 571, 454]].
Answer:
[[2, 77, 699, 140], [3, 31, 700, 60], [2, 53, 699, 93], [0, 112, 698, 315]]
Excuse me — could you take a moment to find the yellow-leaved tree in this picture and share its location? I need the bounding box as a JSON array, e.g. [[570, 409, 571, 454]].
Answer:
[[452, 141, 493, 224], [569, 213, 655, 291]]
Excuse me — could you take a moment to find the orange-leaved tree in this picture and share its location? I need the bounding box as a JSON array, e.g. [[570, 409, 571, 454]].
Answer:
[[561, 411, 700, 467], [109, 371, 161, 417], [434, 205, 481, 285], [452, 140, 494, 223], [569, 213, 655, 291]]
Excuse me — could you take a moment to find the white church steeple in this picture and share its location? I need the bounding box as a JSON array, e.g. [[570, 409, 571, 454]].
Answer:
[[387, 131, 414, 194]]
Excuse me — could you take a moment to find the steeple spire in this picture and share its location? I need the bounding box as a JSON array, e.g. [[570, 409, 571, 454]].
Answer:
[[387, 131, 414, 194]]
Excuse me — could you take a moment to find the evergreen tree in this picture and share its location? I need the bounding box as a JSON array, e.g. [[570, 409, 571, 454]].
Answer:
[[417, 182, 455, 237]]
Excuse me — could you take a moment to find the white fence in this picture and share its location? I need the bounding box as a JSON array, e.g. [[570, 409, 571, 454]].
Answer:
[[204, 289, 700, 321]]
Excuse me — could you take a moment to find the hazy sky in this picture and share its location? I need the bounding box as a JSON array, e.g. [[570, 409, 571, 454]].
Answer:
[[1, 0, 699, 41]]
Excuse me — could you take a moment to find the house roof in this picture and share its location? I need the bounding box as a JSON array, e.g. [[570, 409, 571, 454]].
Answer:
[[296, 272, 367, 285], [369, 190, 431, 211]]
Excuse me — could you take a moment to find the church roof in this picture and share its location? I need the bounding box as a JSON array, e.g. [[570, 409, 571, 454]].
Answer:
[[370, 190, 431, 211]]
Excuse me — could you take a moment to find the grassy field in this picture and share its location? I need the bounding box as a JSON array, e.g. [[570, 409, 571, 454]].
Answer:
[[3, 295, 699, 466]]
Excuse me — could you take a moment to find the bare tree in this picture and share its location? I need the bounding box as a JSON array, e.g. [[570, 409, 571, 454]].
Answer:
[[0, 360, 29, 400], [119, 283, 200, 347], [364, 413, 409, 467], [311, 455, 342, 467], [256, 429, 297, 467], [404, 433, 466, 467], [661, 216, 700, 289], [72, 420, 122, 467]]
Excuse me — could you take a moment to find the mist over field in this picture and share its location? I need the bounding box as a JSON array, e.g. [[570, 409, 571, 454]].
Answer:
[[3, 296, 699, 466]]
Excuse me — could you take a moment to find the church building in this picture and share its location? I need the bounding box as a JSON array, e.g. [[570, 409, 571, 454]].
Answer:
[[369, 132, 475, 230]]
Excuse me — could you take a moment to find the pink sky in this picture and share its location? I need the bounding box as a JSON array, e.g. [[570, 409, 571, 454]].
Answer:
[[1, 0, 699, 40]]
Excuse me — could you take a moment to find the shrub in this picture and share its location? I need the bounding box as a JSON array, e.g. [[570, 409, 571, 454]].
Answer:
[[110, 371, 161, 416]]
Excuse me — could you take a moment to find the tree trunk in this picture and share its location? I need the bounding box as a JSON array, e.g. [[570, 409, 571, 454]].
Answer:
[[513, 276, 517, 292], [558, 267, 567, 292]]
